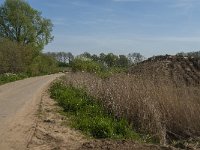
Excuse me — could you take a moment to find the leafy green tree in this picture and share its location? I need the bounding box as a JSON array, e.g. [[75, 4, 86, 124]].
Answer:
[[104, 53, 119, 67], [117, 55, 129, 67], [99, 53, 106, 63], [28, 54, 58, 76], [91, 54, 99, 62], [80, 52, 92, 59], [0, 0, 53, 50]]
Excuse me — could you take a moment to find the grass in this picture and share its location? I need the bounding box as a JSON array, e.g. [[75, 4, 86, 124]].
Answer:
[[49, 81, 141, 140], [0, 73, 28, 85]]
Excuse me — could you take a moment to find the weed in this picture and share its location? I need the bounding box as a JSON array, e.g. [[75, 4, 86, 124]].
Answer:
[[0, 73, 28, 85]]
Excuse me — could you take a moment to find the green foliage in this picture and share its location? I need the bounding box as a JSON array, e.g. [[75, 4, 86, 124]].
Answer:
[[0, 38, 60, 76], [0, 73, 28, 85], [0, 38, 36, 74], [104, 53, 119, 67], [117, 55, 129, 67], [0, 0, 53, 50], [50, 82, 141, 140], [0, 1, 60, 83], [71, 58, 103, 73], [27, 54, 58, 76]]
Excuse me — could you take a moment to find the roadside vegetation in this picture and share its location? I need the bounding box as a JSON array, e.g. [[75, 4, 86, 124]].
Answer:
[[60, 54, 200, 148], [50, 81, 142, 141], [0, 73, 28, 85]]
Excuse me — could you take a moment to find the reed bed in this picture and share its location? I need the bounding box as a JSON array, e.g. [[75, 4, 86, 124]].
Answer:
[[62, 72, 200, 144]]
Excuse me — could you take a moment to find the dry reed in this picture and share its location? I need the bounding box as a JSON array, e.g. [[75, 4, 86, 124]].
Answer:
[[62, 70, 200, 144]]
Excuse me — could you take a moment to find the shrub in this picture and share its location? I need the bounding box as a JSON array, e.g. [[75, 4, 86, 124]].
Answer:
[[27, 54, 58, 76], [71, 58, 103, 73], [0, 38, 36, 74]]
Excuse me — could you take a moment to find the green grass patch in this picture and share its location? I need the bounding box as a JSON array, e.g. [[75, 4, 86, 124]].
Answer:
[[49, 81, 141, 140], [0, 73, 28, 85]]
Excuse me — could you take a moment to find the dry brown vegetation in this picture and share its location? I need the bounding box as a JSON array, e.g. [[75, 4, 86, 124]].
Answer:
[[62, 56, 200, 145]]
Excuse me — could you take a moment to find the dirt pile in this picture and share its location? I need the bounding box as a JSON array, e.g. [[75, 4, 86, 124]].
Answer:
[[129, 55, 200, 86]]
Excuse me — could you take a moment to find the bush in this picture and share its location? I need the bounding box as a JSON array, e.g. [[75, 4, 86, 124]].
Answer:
[[71, 58, 103, 73], [27, 54, 59, 76], [0, 38, 36, 74], [0, 38, 59, 77]]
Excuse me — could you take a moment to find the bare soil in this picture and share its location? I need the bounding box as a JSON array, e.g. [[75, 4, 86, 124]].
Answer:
[[130, 55, 200, 86], [27, 91, 87, 150]]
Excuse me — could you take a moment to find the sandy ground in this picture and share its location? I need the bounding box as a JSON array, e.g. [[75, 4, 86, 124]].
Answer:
[[0, 74, 63, 150], [27, 91, 87, 150]]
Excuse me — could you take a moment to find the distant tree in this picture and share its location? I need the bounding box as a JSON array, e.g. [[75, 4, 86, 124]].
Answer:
[[117, 55, 129, 67], [66, 52, 74, 64], [0, 0, 53, 50], [176, 51, 200, 58], [91, 54, 99, 62], [104, 53, 119, 67], [81, 52, 92, 58], [99, 53, 106, 63], [187, 51, 200, 58], [128, 52, 145, 64], [46, 52, 74, 64], [176, 52, 187, 57], [57, 52, 63, 62]]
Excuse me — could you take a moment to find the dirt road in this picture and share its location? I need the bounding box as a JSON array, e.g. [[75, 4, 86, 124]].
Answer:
[[0, 74, 63, 150]]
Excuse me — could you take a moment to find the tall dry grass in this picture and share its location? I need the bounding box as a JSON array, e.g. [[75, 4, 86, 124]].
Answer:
[[62, 71, 200, 144]]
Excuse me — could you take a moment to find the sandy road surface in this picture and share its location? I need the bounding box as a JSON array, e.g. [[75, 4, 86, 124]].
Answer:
[[0, 74, 63, 150]]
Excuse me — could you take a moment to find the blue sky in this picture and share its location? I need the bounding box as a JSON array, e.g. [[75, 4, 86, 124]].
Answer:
[[1, 0, 200, 57]]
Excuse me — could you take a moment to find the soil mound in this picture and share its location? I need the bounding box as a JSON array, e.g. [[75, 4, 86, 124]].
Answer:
[[129, 55, 200, 86]]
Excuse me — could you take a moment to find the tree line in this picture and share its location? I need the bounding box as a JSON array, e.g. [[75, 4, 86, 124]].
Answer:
[[46, 51, 145, 68], [0, 0, 145, 75]]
